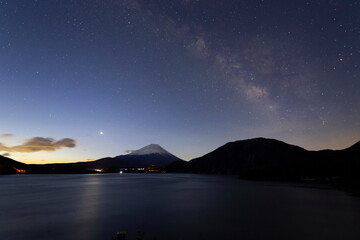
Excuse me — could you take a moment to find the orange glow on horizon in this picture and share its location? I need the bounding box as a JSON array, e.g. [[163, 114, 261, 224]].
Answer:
[[13, 168, 26, 173], [8, 156, 95, 165]]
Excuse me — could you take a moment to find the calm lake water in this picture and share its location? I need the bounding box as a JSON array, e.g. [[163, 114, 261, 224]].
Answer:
[[0, 174, 360, 240]]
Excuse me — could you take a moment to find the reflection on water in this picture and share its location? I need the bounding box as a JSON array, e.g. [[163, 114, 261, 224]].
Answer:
[[0, 174, 360, 240], [75, 175, 103, 240]]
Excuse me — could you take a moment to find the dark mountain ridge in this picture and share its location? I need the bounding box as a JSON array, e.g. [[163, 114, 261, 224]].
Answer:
[[166, 138, 360, 191], [0, 155, 28, 174], [0, 144, 183, 174], [1, 138, 359, 192], [36, 153, 182, 173]]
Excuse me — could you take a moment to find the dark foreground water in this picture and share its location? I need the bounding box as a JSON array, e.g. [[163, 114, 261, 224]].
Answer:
[[1, 174, 360, 240]]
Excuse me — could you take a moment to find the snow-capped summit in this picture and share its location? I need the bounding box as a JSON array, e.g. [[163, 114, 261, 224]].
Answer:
[[111, 144, 182, 167], [128, 144, 173, 156]]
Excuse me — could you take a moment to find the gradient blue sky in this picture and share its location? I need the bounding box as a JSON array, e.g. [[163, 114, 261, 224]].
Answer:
[[1, 0, 360, 163]]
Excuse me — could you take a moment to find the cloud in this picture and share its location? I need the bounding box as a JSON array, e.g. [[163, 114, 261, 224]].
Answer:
[[0, 137, 76, 153], [0, 134, 13, 138], [2, 153, 10, 157], [124, 149, 134, 153], [53, 138, 76, 148]]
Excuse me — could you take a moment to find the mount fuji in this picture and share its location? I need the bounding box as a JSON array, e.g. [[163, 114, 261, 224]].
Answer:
[[111, 144, 183, 168], [24, 144, 184, 173], [125, 144, 178, 157]]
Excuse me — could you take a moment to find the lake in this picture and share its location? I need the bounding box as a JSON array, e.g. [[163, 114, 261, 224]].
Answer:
[[1, 174, 360, 240]]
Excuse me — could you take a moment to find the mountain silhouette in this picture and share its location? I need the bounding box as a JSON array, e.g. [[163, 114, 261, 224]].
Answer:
[[166, 138, 360, 191], [0, 155, 28, 174], [1, 138, 359, 192], [167, 138, 308, 178], [28, 144, 183, 173]]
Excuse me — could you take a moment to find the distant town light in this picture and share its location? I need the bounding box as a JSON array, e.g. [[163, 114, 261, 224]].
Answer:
[[14, 168, 26, 173]]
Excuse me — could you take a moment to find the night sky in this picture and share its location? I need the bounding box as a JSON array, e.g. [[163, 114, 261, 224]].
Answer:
[[1, 0, 359, 163]]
